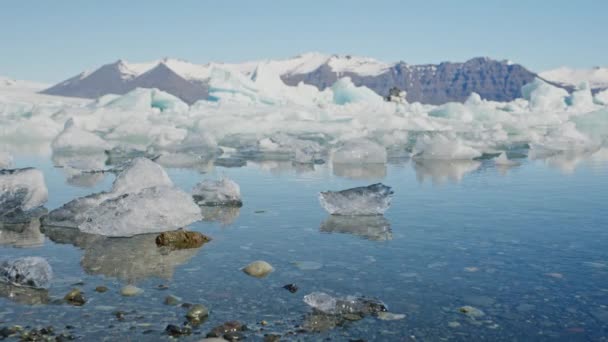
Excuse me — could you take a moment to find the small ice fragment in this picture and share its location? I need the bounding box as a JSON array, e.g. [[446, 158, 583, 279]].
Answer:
[[303, 292, 388, 315], [0, 257, 53, 289], [0, 168, 48, 217], [319, 183, 393, 215], [193, 177, 242, 206], [303, 292, 337, 314]]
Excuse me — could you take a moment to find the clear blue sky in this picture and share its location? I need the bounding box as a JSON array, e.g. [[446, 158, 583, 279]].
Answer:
[[1, 0, 606, 82]]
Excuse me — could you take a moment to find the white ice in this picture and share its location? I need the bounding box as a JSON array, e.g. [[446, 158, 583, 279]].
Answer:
[[0, 151, 12, 168], [332, 139, 387, 164], [319, 183, 393, 215], [0, 256, 53, 289], [0, 168, 48, 214], [193, 177, 242, 206]]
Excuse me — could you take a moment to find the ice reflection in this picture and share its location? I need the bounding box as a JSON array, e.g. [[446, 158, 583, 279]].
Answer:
[[332, 163, 387, 180], [0, 217, 45, 248], [320, 215, 392, 241], [200, 206, 241, 226], [40, 227, 201, 283], [51, 151, 109, 187], [0, 282, 49, 305], [413, 159, 481, 184]]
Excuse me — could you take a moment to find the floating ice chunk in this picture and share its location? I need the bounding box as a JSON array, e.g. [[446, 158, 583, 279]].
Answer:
[[332, 139, 387, 164], [331, 77, 384, 105], [303, 292, 388, 315], [494, 152, 520, 166], [150, 89, 189, 112], [595, 89, 608, 105], [521, 78, 568, 112], [0, 168, 48, 217], [413, 134, 481, 160], [104, 88, 152, 110], [79, 186, 203, 237], [193, 177, 242, 206], [0, 152, 12, 168], [572, 109, 608, 144], [0, 257, 52, 289], [51, 118, 111, 152], [44, 158, 174, 229], [429, 102, 474, 122], [319, 183, 393, 216], [568, 82, 595, 110]]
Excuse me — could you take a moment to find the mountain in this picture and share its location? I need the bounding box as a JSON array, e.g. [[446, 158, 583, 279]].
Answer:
[[42, 54, 555, 105], [540, 66, 608, 91]]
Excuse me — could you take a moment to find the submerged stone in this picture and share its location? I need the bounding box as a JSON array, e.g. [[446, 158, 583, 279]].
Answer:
[[241, 260, 274, 278], [121, 285, 143, 297], [186, 303, 209, 321], [64, 288, 86, 306]]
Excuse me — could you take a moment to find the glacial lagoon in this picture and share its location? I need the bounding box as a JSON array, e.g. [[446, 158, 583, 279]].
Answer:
[[1, 153, 607, 341]]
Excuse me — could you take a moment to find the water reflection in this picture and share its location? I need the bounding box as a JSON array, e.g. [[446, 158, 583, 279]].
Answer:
[[0, 282, 49, 305], [0, 217, 44, 248], [154, 153, 214, 173], [40, 227, 201, 283], [320, 215, 392, 241], [200, 206, 241, 226], [413, 159, 481, 184], [51, 152, 109, 187], [332, 163, 387, 180]]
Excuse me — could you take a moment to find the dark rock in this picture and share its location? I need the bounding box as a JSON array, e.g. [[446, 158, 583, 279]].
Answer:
[[224, 331, 244, 341], [282, 284, 298, 293], [165, 324, 191, 337], [207, 321, 244, 337], [94, 286, 108, 293], [155, 230, 211, 250], [264, 334, 281, 342]]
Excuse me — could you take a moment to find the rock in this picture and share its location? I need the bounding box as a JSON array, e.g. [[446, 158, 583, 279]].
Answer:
[[120, 285, 143, 297], [241, 260, 274, 278], [0, 256, 53, 289], [186, 304, 209, 321], [165, 324, 191, 337], [319, 183, 393, 215], [164, 294, 181, 306], [459, 305, 485, 318], [155, 230, 211, 250], [193, 177, 243, 207], [95, 286, 108, 293], [224, 331, 244, 341], [283, 284, 298, 293], [64, 288, 86, 306], [264, 334, 281, 342], [207, 321, 244, 338], [0, 168, 48, 221], [377, 312, 406, 320]]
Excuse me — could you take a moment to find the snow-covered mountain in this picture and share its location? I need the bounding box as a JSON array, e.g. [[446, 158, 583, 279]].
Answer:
[[540, 66, 608, 90], [42, 53, 544, 104]]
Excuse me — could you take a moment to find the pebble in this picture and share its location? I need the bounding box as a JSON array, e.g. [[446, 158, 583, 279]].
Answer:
[[242, 261, 274, 278], [165, 324, 191, 337], [64, 288, 86, 306], [120, 285, 143, 297], [377, 312, 406, 321], [164, 294, 181, 305], [95, 286, 108, 293]]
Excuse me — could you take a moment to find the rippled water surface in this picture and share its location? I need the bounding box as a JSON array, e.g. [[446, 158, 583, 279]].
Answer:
[[1, 154, 607, 341]]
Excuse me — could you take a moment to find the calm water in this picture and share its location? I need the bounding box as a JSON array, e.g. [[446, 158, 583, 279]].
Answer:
[[1, 154, 608, 341]]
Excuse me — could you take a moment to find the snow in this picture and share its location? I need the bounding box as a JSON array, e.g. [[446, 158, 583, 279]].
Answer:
[[319, 183, 393, 216], [193, 177, 242, 206], [0, 257, 53, 289], [0, 168, 48, 215], [540, 66, 608, 89]]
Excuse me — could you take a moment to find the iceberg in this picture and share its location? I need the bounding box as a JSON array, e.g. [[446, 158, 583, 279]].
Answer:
[[521, 78, 568, 112], [193, 177, 242, 206], [0, 168, 48, 219], [331, 77, 384, 105], [51, 118, 111, 152], [413, 134, 482, 160], [319, 183, 393, 215], [0, 256, 52, 289], [332, 139, 387, 164]]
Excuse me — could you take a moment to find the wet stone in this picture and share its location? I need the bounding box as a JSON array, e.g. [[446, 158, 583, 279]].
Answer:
[[120, 285, 143, 297], [242, 260, 274, 278], [95, 286, 108, 293], [282, 284, 298, 293], [155, 230, 211, 250], [164, 294, 181, 306], [64, 288, 86, 306], [459, 306, 485, 318], [343, 313, 363, 321], [186, 304, 209, 322], [224, 331, 244, 341], [264, 334, 281, 342], [165, 324, 191, 337], [207, 321, 244, 337]]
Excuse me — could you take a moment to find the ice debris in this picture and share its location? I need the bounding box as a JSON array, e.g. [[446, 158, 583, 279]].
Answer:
[[0, 168, 48, 219], [319, 183, 393, 215], [303, 292, 387, 315], [332, 139, 387, 164], [193, 177, 242, 206], [0, 257, 53, 289]]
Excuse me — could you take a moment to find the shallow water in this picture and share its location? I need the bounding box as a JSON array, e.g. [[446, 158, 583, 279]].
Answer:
[[1, 154, 608, 341]]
